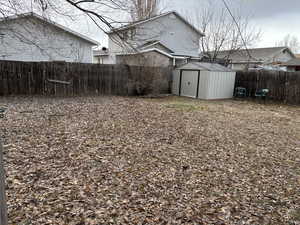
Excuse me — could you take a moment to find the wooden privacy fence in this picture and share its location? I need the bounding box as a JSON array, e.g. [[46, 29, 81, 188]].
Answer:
[[235, 71, 300, 104], [0, 61, 172, 96]]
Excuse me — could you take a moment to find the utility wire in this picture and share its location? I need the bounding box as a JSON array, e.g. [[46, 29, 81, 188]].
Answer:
[[221, 0, 253, 60]]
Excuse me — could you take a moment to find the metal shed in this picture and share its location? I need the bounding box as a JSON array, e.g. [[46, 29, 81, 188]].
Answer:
[[172, 62, 236, 99]]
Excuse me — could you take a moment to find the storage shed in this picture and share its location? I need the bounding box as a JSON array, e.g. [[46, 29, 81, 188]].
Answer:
[[172, 62, 236, 99]]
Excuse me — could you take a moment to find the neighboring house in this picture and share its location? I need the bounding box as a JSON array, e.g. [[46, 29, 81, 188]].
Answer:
[[93, 48, 110, 64], [295, 54, 300, 58], [0, 12, 98, 63], [214, 47, 295, 71], [98, 11, 204, 67], [282, 58, 300, 72]]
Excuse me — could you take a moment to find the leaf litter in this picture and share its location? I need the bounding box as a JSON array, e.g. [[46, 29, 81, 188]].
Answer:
[[0, 96, 299, 225]]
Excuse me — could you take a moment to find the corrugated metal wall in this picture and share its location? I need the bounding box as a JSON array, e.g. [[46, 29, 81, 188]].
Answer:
[[198, 71, 210, 99], [206, 72, 236, 99], [172, 69, 236, 100]]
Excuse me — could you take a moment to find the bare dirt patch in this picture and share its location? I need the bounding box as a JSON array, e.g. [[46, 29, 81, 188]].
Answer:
[[1, 96, 299, 225]]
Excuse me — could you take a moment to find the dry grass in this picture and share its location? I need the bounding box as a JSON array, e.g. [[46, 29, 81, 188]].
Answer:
[[1, 96, 299, 225]]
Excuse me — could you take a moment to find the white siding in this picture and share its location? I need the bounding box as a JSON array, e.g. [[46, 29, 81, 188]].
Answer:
[[0, 17, 94, 63], [108, 12, 201, 64], [93, 55, 111, 64], [131, 14, 200, 56], [108, 35, 122, 56]]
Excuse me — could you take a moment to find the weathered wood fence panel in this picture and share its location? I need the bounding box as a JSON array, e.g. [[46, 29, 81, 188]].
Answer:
[[235, 71, 300, 104], [0, 139, 8, 225], [0, 61, 172, 96]]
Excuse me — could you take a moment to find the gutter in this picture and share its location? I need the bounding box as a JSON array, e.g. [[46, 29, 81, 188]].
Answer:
[[116, 48, 187, 59], [116, 48, 191, 67]]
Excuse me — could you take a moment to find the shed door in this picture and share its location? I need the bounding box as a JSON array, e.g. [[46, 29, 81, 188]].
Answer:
[[180, 70, 199, 98]]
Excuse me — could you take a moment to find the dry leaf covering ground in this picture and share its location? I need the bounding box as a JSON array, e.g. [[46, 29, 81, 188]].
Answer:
[[0, 96, 299, 225]]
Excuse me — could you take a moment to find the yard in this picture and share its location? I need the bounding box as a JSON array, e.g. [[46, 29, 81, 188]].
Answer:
[[1, 96, 299, 225]]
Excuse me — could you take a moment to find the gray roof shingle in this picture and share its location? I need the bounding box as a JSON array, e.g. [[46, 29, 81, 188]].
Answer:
[[213, 47, 293, 63], [283, 58, 300, 66]]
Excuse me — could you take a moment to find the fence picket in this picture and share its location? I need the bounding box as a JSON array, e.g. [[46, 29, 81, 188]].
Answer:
[[235, 71, 300, 104], [0, 61, 171, 97]]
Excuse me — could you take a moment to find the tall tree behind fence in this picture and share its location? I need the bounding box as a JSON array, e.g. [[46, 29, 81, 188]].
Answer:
[[235, 71, 300, 104], [0, 61, 172, 96]]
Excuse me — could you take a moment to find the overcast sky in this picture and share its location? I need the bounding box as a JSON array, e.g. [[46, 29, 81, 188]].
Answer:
[[168, 0, 300, 48], [69, 0, 300, 50]]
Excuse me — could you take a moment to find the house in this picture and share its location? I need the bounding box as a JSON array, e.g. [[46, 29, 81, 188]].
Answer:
[[282, 58, 300, 72], [97, 11, 204, 67], [0, 12, 99, 63], [213, 47, 295, 71], [93, 48, 110, 64]]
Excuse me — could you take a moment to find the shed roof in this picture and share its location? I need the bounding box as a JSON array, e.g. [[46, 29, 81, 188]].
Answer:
[[177, 62, 233, 72]]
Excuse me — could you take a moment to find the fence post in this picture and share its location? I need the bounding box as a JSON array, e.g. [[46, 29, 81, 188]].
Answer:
[[284, 72, 288, 104], [0, 139, 8, 225]]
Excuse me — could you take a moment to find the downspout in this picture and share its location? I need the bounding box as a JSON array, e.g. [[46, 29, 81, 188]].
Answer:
[[173, 57, 176, 67]]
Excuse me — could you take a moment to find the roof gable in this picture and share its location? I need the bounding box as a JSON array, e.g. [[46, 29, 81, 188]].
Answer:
[[215, 47, 295, 62], [0, 12, 99, 45], [109, 11, 204, 37]]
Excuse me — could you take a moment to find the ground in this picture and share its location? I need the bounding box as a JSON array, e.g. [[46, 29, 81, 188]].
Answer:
[[1, 96, 299, 225]]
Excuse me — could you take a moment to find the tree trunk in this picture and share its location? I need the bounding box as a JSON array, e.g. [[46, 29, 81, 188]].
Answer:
[[0, 139, 8, 225]]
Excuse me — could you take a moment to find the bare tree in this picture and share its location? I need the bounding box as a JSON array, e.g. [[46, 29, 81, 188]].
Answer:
[[276, 34, 300, 54], [186, 2, 261, 62], [128, 0, 160, 21]]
